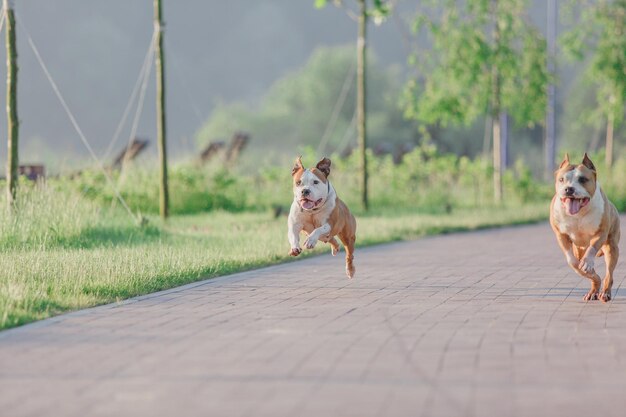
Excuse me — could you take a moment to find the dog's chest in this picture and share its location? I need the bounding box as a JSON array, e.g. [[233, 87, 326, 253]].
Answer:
[[555, 194, 604, 245], [297, 209, 330, 232]]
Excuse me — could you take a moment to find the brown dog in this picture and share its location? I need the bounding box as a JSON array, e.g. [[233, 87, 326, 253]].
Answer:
[[550, 153, 620, 302], [287, 157, 357, 278]]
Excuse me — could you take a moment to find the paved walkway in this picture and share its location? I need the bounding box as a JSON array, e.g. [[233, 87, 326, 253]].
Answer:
[[2, 222, 626, 417]]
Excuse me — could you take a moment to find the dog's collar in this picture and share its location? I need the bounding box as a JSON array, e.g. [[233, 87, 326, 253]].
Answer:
[[300, 181, 331, 213]]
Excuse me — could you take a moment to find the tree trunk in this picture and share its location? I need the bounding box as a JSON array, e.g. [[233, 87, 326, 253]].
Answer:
[[154, 0, 169, 219], [491, 0, 503, 204], [482, 115, 492, 159], [544, 0, 557, 180], [356, 0, 368, 211], [500, 111, 508, 170], [5, 0, 18, 208], [606, 113, 614, 171], [492, 112, 502, 203]]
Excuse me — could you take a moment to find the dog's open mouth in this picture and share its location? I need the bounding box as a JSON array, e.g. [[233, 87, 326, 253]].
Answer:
[[300, 198, 323, 210], [561, 196, 590, 215]]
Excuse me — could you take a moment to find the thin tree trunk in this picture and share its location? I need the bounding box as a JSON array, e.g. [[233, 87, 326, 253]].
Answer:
[[357, 0, 368, 211], [491, 0, 503, 203], [493, 112, 502, 203], [482, 115, 492, 159], [606, 113, 614, 171], [154, 0, 169, 219], [544, 0, 557, 180], [500, 111, 508, 170], [5, 0, 18, 208]]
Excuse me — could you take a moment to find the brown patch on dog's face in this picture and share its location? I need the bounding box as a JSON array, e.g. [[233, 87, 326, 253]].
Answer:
[[309, 168, 328, 184], [555, 153, 597, 216]]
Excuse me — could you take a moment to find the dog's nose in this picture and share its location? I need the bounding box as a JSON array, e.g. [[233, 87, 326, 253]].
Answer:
[[565, 187, 575, 196], [302, 189, 311, 197]]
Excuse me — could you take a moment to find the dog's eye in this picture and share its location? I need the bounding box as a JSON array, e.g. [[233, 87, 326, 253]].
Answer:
[[296, 180, 302, 186], [313, 180, 319, 185], [579, 177, 588, 184], [558, 177, 564, 183]]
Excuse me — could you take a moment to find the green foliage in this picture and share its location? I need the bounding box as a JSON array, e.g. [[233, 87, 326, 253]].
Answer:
[[403, 0, 549, 128], [561, 0, 626, 129], [46, 145, 551, 219], [63, 165, 249, 215], [327, 144, 551, 213], [196, 46, 414, 154]]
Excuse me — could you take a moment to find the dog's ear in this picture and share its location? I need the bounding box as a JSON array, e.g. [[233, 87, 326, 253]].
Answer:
[[558, 153, 570, 169], [316, 157, 331, 178], [291, 156, 304, 177], [582, 152, 596, 172]]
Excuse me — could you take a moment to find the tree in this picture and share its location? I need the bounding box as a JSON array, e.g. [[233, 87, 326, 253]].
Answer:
[[403, 0, 549, 203], [562, 0, 626, 170], [315, 0, 389, 210]]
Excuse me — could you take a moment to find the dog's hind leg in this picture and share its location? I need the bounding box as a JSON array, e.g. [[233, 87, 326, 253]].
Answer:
[[329, 237, 340, 256], [339, 232, 355, 279], [600, 241, 619, 302]]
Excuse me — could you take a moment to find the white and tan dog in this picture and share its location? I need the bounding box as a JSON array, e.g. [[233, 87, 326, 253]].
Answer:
[[288, 156, 357, 278], [550, 153, 620, 302]]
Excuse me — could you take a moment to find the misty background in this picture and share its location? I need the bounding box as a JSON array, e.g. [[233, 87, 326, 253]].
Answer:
[[0, 0, 602, 172]]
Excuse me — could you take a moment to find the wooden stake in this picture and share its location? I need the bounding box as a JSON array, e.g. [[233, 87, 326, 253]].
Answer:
[[154, 0, 169, 219], [4, 0, 18, 208]]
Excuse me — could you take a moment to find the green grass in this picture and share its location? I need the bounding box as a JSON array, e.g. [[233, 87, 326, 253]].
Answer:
[[0, 192, 549, 330]]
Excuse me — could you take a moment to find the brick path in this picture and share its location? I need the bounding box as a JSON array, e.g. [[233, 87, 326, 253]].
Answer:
[[2, 221, 626, 417]]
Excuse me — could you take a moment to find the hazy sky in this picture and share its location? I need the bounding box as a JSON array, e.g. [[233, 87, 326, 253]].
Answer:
[[0, 0, 413, 169]]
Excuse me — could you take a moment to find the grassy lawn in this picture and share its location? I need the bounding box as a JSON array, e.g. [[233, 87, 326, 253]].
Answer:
[[0, 199, 548, 330]]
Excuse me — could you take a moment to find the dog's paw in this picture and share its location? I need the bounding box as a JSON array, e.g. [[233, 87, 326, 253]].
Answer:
[[289, 247, 302, 257], [346, 263, 355, 279], [304, 237, 317, 250], [583, 290, 599, 301], [579, 257, 595, 274], [329, 238, 340, 256], [599, 291, 612, 303]]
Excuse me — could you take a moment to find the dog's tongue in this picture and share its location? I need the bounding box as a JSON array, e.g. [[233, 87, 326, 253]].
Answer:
[[301, 200, 315, 210], [565, 198, 581, 215]]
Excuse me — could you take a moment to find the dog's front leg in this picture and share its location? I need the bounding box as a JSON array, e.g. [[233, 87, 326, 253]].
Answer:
[[288, 218, 303, 256], [303, 223, 331, 250], [554, 231, 601, 300], [579, 233, 607, 274], [554, 231, 578, 268]]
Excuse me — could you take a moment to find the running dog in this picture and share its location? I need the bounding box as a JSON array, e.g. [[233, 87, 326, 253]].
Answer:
[[550, 153, 620, 302], [288, 156, 357, 278]]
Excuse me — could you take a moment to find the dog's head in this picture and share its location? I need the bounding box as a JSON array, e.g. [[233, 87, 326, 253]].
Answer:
[[555, 153, 597, 216], [291, 156, 331, 211]]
